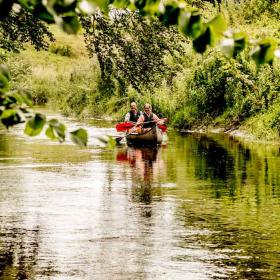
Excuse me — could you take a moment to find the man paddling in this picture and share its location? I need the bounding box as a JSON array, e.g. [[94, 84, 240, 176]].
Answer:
[[136, 103, 167, 132], [124, 102, 142, 122]]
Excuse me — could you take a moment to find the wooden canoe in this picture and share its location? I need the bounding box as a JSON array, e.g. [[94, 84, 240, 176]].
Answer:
[[126, 125, 163, 146]]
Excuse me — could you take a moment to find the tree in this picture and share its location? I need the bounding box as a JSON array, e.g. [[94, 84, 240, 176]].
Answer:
[[81, 10, 186, 95], [0, 8, 54, 52]]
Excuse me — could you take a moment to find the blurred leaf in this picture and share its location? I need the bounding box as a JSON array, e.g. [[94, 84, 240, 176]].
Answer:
[[0, 64, 11, 81], [159, 4, 181, 26], [24, 113, 46, 136], [88, 0, 109, 13], [70, 128, 88, 146], [106, 136, 117, 149], [46, 118, 66, 142], [61, 15, 81, 34], [251, 38, 276, 66], [220, 32, 247, 58], [179, 10, 203, 39], [33, 4, 55, 23], [142, 0, 161, 15], [193, 27, 211, 53], [208, 14, 227, 46], [0, 109, 22, 127], [220, 37, 235, 57], [111, 0, 130, 9], [78, 0, 96, 14], [232, 32, 247, 57], [0, 73, 9, 92]]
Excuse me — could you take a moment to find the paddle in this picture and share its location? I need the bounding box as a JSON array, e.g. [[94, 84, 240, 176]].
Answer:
[[116, 121, 167, 132], [115, 130, 136, 144]]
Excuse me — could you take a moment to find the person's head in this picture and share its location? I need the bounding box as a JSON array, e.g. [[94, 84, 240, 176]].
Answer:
[[130, 102, 137, 112], [144, 103, 152, 114]]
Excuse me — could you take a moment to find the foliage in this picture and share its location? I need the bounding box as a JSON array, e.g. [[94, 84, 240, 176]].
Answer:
[[49, 43, 73, 57], [0, 1, 278, 65], [81, 10, 186, 95], [0, 64, 88, 146], [0, 8, 54, 52]]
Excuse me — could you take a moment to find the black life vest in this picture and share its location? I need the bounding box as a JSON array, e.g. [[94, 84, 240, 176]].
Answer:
[[129, 110, 141, 122], [142, 112, 154, 128]]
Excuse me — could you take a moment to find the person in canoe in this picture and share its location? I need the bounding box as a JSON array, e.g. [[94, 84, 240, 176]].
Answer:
[[124, 102, 142, 122], [135, 103, 167, 133]]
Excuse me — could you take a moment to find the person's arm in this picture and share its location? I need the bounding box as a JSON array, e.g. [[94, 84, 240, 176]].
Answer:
[[136, 115, 144, 126], [124, 112, 130, 122], [152, 113, 160, 122], [153, 114, 167, 125]]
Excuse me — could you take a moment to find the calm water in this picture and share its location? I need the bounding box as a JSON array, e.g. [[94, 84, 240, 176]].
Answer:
[[0, 113, 280, 280]]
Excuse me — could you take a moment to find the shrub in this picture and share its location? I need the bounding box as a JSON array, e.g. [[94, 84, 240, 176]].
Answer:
[[49, 44, 73, 57]]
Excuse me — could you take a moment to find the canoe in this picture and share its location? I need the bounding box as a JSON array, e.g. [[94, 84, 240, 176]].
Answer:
[[126, 125, 163, 146]]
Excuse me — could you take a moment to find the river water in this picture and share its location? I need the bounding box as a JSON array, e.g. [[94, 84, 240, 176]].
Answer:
[[0, 114, 280, 280]]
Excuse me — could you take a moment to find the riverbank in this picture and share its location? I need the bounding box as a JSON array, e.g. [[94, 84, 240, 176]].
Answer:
[[4, 2, 280, 143]]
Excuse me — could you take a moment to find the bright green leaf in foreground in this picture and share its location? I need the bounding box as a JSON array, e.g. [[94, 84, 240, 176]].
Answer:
[[0, 74, 9, 93], [179, 10, 203, 39], [251, 38, 277, 66], [220, 32, 247, 58], [45, 119, 66, 142], [159, 4, 181, 26], [70, 128, 88, 146], [208, 14, 227, 46], [61, 15, 81, 34], [24, 113, 46, 136], [0, 109, 22, 128], [192, 27, 211, 53]]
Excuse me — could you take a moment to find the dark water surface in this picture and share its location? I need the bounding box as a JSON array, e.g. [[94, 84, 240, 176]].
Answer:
[[0, 114, 280, 280]]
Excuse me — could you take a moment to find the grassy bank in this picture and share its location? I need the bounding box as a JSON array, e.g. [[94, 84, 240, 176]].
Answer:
[[4, 1, 280, 142]]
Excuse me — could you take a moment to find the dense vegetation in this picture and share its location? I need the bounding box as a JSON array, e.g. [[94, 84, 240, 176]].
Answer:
[[1, 0, 280, 141]]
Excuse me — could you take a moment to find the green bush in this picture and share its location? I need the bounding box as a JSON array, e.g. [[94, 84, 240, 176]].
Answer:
[[49, 44, 73, 57]]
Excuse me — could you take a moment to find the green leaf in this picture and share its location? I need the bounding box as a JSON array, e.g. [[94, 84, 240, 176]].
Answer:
[[33, 4, 55, 23], [159, 4, 181, 26], [250, 38, 276, 66], [45, 118, 66, 142], [220, 32, 247, 58], [87, 0, 109, 13], [192, 27, 211, 53], [179, 10, 203, 39], [0, 109, 22, 128], [70, 128, 88, 147], [0, 64, 11, 81], [232, 32, 247, 57], [0, 73, 9, 93], [142, 0, 161, 15], [24, 113, 46, 136], [61, 15, 81, 34], [6, 91, 33, 106], [220, 37, 235, 57], [208, 14, 227, 46]]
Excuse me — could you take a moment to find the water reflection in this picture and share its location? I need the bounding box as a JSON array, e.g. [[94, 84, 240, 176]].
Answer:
[[116, 147, 163, 205], [1, 122, 280, 279]]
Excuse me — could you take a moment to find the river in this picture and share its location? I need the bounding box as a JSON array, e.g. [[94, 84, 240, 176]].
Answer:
[[0, 113, 280, 280]]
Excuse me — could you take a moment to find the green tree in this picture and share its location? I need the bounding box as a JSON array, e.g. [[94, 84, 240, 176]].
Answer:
[[81, 10, 185, 95], [0, 8, 54, 52]]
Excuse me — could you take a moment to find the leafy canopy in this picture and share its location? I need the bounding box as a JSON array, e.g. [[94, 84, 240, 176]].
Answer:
[[81, 9, 186, 94]]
